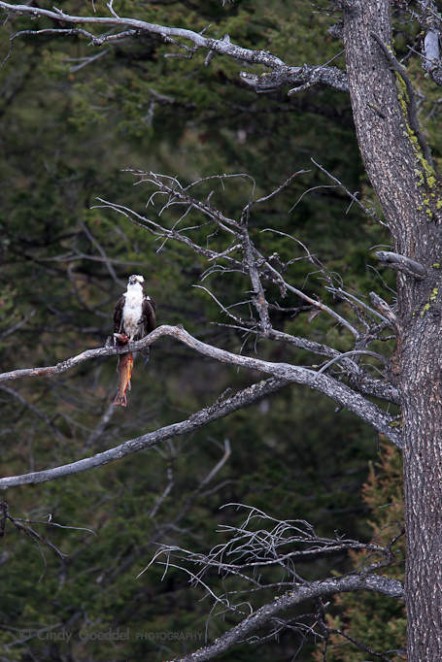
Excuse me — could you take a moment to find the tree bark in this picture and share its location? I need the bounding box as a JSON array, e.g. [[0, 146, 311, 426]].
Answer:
[[343, 1, 442, 659]]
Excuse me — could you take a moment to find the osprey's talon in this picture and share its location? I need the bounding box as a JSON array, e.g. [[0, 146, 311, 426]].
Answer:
[[113, 332, 130, 345]]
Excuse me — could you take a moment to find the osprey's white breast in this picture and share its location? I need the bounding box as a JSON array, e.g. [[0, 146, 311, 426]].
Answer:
[[122, 285, 144, 340]]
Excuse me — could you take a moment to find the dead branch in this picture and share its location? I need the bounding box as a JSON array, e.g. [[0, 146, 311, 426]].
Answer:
[[100, 173, 362, 337], [0, 376, 287, 490], [164, 573, 402, 662], [136, 503, 404, 660], [0, 324, 403, 448], [240, 65, 348, 93], [0, 2, 350, 95], [375, 250, 427, 280], [0, 2, 284, 68]]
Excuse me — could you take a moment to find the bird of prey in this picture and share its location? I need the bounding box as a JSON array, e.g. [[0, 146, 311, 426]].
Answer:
[[112, 275, 156, 406], [113, 274, 156, 342]]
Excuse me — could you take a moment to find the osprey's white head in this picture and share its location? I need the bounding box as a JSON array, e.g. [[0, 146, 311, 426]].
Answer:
[[127, 274, 144, 287]]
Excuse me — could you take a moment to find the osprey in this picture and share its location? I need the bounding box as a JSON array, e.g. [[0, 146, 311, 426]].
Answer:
[[112, 275, 156, 407], [113, 274, 156, 342]]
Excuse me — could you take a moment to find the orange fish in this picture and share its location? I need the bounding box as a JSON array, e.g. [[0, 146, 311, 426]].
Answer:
[[113, 351, 134, 407]]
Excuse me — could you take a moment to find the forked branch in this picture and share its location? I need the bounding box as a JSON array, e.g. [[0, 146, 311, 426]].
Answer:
[[0, 325, 402, 452], [142, 504, 404, 661], [0, 1, 348, 94]]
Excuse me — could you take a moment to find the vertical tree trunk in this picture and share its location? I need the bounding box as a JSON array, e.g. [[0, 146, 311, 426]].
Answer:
[[343, 0, 442, 658]]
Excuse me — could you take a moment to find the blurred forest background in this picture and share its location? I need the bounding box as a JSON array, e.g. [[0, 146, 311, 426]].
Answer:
[[2, 0, 434, 659]]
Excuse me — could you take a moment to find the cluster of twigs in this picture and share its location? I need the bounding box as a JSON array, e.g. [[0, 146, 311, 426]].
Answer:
[[144, 504, 403, 662]]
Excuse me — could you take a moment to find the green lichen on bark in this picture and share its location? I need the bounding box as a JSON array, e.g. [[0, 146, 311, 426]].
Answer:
[[420, 287, 439, 316], [395, 72, 441, 217]]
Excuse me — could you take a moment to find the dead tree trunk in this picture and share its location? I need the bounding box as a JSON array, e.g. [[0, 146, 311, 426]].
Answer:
[[343, 1, 442, 659]]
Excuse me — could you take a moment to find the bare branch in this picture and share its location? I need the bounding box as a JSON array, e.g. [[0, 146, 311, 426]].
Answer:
[[198, 438, 231, 493], [327, 286, 392, 326], [266, 328, 400, 403], [369, 292, 398, 328], [324, 626, 401, 662], [95, 196, 244, 271], [241, 231, 272, 334], [100, 173, 362, 338], [315, 349, 387, 376], [83, 401, 116, 449], [155, 505, 387, 575], [375, 250, 427, 280], [167, 574, 403, 661], [240, 64, 348, 94], [149, 465, 175, 519], [311, 158, 385, 226], [262, 261, 360, 337], [0, 376, 287, 490], [140, 503, 403, 660], [0, 2, 351, 96], [0, 325, 403, 449], [0, 2, 284, 68], [244, 170, 308, 209]]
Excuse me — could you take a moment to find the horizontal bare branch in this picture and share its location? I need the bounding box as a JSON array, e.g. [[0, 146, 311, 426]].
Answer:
[[0, 2, 283, 67], [0, 340, 126, 384], [0, 376, 287, 490], [267, 328, 399, 403], [169, 573, 403, 662], [0, 325, 403, 447], [0, 2, 348, 94], [375, 250, 427, 280], [240, 65, 348, 94]]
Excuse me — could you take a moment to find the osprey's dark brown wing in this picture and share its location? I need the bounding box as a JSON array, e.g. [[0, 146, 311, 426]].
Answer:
[[113, 295, 126, 334], [141, 296, 156, 335]]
